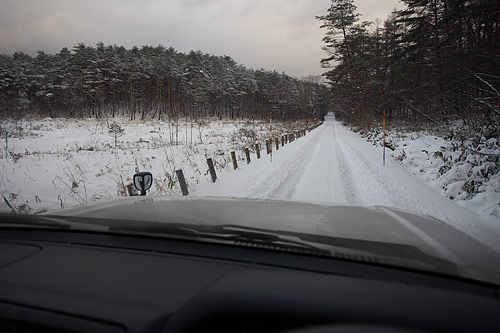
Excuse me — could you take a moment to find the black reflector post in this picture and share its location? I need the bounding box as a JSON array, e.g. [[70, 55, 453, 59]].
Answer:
[[133, 172, 153, 196]]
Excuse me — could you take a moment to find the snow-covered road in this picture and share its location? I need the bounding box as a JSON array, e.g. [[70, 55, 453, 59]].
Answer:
[[195, 118, 500, 253]]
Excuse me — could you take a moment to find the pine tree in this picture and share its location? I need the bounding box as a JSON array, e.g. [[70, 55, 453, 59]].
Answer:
[[317, 0, 371, 127], [108, 122, 125, 148]]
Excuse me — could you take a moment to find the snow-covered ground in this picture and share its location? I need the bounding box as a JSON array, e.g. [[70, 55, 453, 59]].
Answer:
[[0, 117, 302, 213], [359, 124, 500, 219], [1, 115, 499, 252], [195, 117, 500, 252]]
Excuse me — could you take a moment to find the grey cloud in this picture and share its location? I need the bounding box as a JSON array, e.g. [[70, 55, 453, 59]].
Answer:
[[0, 0, 401, 77], [180, 0, 232, 6]]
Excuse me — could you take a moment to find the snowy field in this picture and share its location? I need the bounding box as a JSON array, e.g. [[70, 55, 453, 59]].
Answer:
[[0, 117, 305, 212], [1, 115, 499, 252]]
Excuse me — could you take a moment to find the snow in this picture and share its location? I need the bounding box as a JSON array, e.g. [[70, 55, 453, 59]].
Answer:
[[359, 123, 500, 220], [1, 115, 499, 253], [0, 117, 303, 212], [195, 117, 500, 253]]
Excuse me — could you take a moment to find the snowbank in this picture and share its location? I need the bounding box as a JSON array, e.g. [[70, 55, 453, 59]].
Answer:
[[358, 124, 500, 220]]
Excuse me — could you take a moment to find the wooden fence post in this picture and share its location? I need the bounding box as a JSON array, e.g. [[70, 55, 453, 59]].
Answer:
[[245, 147, 251, 164], [255, 143, 261, 159], [275, 137, 279, 150], [231, 151, 238, 170], [266, 139, 270, 154], [207, 158, 217, 183], [176, 169, 189, 195]]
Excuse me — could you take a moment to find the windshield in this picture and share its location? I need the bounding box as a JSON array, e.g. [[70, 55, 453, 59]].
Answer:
[[1, 0, 500, 286]]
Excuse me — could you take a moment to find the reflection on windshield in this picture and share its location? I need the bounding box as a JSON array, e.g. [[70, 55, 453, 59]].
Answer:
[[4, 196, 500, 286]]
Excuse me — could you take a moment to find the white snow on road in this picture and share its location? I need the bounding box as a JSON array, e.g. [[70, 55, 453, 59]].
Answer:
[[195, 117, 500, 253]]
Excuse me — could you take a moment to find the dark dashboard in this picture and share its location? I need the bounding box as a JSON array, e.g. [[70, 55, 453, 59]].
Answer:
[[1, 229, 500, 332]]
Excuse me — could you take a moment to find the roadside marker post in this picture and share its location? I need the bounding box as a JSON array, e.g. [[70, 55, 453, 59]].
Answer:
[[270, 111, 273, 163], [383, 110, 386, 167], [175, 169, 189, 196], [207, 158, 217, 183], [231, 151, 238, 170], [245, 147, 251, 164]]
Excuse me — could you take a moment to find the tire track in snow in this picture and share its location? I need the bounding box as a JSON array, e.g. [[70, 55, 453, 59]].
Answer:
[[250, 125, 326, 200], [335, 123, 413, 208], [330, 124, 361, 204], [334, 122, 442, 213], [266, 121, 361, 204]]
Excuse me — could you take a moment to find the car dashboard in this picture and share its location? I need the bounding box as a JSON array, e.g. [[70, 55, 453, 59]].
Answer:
[[1, 228, 500, 332]]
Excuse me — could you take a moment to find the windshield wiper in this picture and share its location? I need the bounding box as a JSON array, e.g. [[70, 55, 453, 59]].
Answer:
[[100, 221, 331, 256], [105, 219, 458, 271], [183, 224, 331, 255], [0, 214, 458, 272], [0, 213, 109, 231], [199, 224, 459, 273], [0, 213, 71, 229], [0, 214, 329, 256]]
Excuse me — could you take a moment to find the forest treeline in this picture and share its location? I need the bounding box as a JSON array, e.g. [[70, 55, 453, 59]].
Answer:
[[2, 0, 499, 127], [0, 43, 328, 121], [318, 0, 500, 129]]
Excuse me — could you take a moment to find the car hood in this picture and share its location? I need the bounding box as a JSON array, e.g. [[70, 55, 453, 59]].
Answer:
[[51, 196, 500, 284]]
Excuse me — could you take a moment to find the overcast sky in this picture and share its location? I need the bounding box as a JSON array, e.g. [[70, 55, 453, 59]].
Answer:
[[0, 0, 402, 77]]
